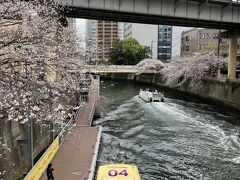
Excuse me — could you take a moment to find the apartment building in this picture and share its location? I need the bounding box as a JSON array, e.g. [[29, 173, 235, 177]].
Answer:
[[85, 20, 119, 60], [118, 22, 124, 40], [180, 28, 240, 56], [158, 25, 172, 62], [96, 21, 118, 59], [67, 18, 76, 32]]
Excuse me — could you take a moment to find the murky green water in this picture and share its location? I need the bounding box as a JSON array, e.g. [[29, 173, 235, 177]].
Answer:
[[94, 80, 240, 180]]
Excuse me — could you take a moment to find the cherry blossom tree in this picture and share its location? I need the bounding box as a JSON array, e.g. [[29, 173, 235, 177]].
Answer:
[[137, 58, 165, 71], [85, 37, 109, 65], [136, 51, 227, 90], [85, 38, 97, 63], [0, 0, 88, 178], [160, 52, 227, 90]]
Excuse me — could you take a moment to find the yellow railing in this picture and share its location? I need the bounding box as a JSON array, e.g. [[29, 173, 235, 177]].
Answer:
[[24, 137, 60, 180]]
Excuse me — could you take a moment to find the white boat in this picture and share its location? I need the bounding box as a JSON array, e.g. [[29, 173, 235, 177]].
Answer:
[[139, 88, 164, 102]]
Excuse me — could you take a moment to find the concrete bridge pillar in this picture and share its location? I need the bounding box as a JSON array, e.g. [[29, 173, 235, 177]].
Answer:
[[228, 37, 237, 79], [221, 30, 239, 79]]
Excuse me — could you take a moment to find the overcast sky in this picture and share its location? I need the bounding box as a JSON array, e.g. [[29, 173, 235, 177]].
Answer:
[[75, 18, 191, 57]]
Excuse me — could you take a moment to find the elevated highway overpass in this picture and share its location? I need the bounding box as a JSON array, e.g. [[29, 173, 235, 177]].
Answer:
[[57, 0, 240, 29]]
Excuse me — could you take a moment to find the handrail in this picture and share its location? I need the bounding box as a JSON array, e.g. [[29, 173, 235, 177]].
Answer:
[[24, 77, 99, 180], [88, 101, 96, 126], [58, 104, 83, 145]]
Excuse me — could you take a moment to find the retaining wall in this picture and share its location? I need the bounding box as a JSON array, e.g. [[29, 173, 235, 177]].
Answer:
[[102, 73, 240, 111]]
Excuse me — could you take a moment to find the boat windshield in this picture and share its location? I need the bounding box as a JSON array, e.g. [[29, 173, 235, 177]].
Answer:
[[141, 88, 162, 93]]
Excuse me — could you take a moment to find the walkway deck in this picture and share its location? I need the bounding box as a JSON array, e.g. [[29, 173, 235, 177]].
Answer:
[[40, 78, 101, 180]]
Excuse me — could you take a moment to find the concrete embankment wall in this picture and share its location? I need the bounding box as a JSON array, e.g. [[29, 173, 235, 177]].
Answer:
[[101, 73, 240, 111]]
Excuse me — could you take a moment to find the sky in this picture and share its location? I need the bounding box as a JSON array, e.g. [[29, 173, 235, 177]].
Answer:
[[75, 18, 191, 57]]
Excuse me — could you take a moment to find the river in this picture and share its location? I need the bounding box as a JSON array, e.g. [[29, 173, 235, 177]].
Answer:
[[94, 80, 240, 180]]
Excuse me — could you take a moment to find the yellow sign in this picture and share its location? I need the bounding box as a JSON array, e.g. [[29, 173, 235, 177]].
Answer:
[[24, 137, 59, 180], [96, 164, 141, 180]]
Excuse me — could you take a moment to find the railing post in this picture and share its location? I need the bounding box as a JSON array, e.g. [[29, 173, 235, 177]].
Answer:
[[27, 118, 33, 169]]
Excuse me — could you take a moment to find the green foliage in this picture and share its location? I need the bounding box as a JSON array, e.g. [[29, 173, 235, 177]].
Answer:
[[202, 43, 218, 52], [109, 38, 151, 65]]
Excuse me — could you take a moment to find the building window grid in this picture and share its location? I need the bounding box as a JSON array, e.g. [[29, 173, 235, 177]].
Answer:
[[158, 25, 172, 61]]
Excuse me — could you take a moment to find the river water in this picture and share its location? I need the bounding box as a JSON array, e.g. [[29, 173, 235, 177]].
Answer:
[[94, 80, 240, 180]]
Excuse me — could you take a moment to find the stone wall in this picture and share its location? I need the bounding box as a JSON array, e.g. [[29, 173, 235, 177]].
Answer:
[[202, 79, 240, 108]]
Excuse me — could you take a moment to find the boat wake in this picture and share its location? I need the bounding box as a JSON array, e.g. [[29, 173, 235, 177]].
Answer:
[[148, 101, 240, 152]]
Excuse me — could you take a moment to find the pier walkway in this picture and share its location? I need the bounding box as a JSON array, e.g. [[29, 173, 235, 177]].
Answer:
[[40, 78, 101, 180]]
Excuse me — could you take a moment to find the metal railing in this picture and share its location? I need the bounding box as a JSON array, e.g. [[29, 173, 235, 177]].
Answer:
[[86, 65, 138, 69], [88, 101, 96, 126], [58, 74, 98, 144], [58, 105, 83, 145]]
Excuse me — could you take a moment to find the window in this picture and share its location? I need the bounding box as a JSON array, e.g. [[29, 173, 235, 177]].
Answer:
[[199, 44, 201, 50], [185, 46, 189, 51], [186, 36, 189, 41]]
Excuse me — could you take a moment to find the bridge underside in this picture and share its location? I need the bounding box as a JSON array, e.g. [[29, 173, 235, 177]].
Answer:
[[67, 7, 239, 29], [61, 0, 240, 29]]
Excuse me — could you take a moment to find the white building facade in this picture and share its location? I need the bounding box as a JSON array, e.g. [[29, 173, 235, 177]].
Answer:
[[172, 26, 192, 57], [118, 22, 124, 40], [85, 20, 97, 45]]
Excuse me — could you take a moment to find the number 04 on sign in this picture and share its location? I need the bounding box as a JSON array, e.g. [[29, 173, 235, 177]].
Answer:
[[96, 164, 141, 180]]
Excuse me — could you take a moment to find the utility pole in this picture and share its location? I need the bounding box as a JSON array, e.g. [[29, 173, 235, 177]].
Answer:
[[217, 30, 221, 58], [217, 30, 221, 78], [28, 118, 33, 168], [27, 95, 33, 169], [49, 89, 54, 142]]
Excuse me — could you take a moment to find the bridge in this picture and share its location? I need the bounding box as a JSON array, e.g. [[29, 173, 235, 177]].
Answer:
[[85, 65, 158, 74], [58, 0, 240, 29], [55, 0, 240, 79]]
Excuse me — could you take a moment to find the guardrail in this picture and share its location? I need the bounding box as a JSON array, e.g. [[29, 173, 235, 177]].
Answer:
[[23, 76, 99, 180], [58, 107, 81, 145], [24, 137, 60, 180], [24, 103, 85, 180], [86, 65, 137, 69], [88, 101, 96, 126], [85, 65, 159, 74]]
